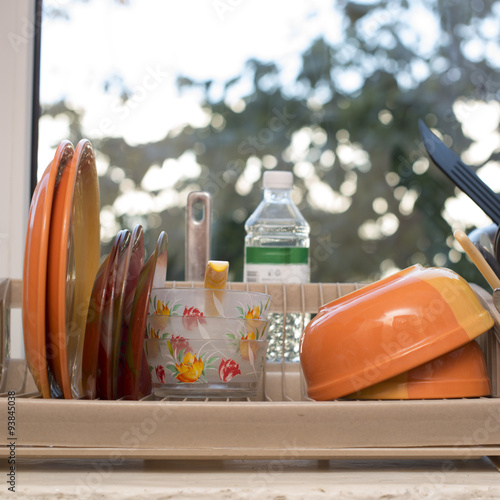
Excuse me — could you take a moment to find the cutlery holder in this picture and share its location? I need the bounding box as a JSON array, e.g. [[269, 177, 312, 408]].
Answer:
[[1, 278, 500, 468]]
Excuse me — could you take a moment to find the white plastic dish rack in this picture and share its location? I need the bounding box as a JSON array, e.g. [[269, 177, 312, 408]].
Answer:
[[0, 278, 499, 469]]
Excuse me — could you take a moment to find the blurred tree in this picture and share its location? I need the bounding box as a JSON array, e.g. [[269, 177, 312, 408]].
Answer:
[[40, 0, 500, 288]]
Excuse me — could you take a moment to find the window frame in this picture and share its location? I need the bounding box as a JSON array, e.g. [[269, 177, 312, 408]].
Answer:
[[0, 0, 39, 357], [0, 0, 38, 279]]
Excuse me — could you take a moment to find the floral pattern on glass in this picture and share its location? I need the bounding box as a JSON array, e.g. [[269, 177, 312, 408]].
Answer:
[[236, 301, 269, 320], [182, 306, 206, 330], [150, 291, 270, 320], [240, 331, 259, 362], [151, 296, 182, 316], [145, 335, 267, 392], [149, 326, 160, 339], [163, 338, 218, 384], [218, 358, 241, 382], [155, 365, 166, 384]]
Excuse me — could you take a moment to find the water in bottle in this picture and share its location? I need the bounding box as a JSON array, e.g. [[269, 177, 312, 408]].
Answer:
[[244, 170, 310, 362]]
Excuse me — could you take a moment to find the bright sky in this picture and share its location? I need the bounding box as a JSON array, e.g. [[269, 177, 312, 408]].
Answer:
[[39, 0, 343, 162]]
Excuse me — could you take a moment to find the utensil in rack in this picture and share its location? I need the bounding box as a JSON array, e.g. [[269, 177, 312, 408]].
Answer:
[[493, 289, 500, 316], [419, 119, 500, 224], [454, 229, 500, 290], [204, 260, 230, 318], [467, 225, 500, 280], [185, 192, 211, 282], [493, 226, 500, 265], [468, 224, 498, 255], [474, 242, 500, 280]]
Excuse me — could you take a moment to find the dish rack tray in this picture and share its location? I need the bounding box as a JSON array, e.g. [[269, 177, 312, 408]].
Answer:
[[1, 278, 500, 467]]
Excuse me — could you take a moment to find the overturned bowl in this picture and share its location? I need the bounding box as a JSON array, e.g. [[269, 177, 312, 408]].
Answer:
[[346, 341, 490, 400], [300, 265, 494, 401], [149, 287, 271, 320], [146, 315, 269, 342], [144, 337, 268, 398]]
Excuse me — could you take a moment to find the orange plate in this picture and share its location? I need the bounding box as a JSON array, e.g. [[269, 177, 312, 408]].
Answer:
[[300, 265, 494, 401], [23, 141, 74, 398], [346, 341, 491, 400], [46, 140, 100, 399], [122, 231, 167, 400]]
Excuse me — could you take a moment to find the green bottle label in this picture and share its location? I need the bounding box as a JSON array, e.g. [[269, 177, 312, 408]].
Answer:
[[244, 247, 309, 283], [245, 247, 309, 265]]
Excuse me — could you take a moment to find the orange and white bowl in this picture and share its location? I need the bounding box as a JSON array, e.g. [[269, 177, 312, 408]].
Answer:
[[300, 265, 493, 401], [346, 341, 490, 400]]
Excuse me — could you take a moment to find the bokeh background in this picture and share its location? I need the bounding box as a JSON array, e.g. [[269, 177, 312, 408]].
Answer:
[[38, 0, 500, 286]]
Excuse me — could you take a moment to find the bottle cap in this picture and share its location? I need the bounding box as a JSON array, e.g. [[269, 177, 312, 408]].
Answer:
[[263, 171, 293, 189]]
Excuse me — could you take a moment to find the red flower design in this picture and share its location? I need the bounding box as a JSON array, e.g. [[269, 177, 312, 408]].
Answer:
[[218, 358, 241, 382], [170, 335, 191, 354], [155, 365, 166, 384], [182, 306, 206, 330]]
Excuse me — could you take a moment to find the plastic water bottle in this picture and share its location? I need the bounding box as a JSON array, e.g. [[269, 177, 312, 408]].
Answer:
[[244, 171, 310, 362]]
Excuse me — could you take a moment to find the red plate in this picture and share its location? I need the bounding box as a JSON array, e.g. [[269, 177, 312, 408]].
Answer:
[[82, 233, 124, 400], [116, 225, 145, 399], [122, 231, 167, 400]]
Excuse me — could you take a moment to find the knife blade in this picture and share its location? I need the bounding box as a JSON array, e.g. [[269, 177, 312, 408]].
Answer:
[[419, 119, 500, 225]]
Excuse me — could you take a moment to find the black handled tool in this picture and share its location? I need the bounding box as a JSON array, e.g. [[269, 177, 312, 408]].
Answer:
[[419, 119, 500, 225]]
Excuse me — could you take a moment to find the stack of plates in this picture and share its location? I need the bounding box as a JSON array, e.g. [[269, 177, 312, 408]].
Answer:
[[81, 228, 168, 400], [22, 139, 166, 400], [23, 140, 100, 399]]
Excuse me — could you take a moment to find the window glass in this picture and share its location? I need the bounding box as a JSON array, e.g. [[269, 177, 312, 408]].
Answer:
[[39, 0, 500, 285]]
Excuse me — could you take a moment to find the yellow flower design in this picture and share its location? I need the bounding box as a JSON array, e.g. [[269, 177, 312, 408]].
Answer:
[[149, 326, 160, 339], [175, 352, 204, 383], [240, 331, 257, 361], [243, 331, 256, 341], [245, 306, 260, 319], [155, 300, 171, 316]]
